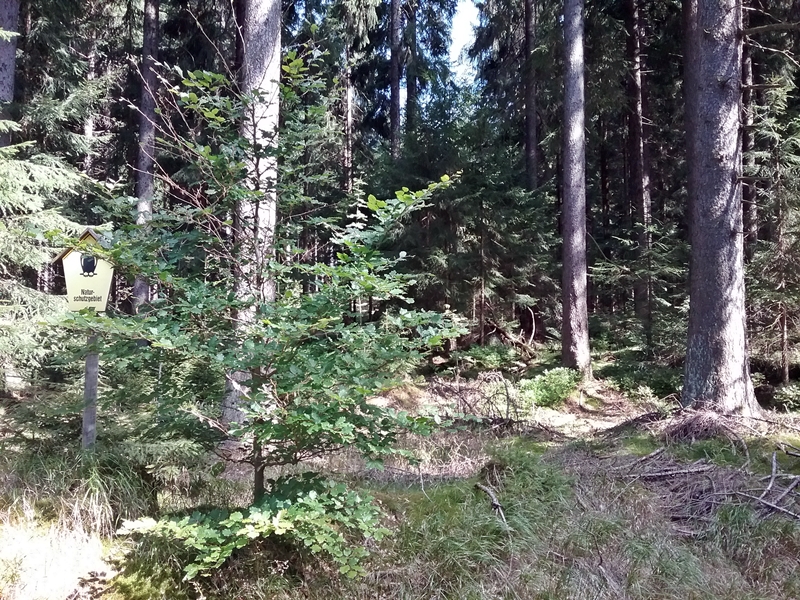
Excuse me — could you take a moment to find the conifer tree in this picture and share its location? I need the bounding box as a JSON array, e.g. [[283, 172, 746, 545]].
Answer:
[[0, 0, 19, 146], [682, 0, 758, 414], [561, 0, 591, 377]]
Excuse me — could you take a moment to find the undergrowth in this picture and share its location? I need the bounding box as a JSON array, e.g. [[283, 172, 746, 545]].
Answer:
[[3, 386, 800, 599], [100, 433, 800, 600]]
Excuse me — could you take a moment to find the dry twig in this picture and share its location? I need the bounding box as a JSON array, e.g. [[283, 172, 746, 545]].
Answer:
[[736, 492, 800, 520], [771, 478, 800, 507], [627, 465, 715, 479], [610, 447, 665, 472], [760, 452, 778, 500], [475, 482, 507, 524]]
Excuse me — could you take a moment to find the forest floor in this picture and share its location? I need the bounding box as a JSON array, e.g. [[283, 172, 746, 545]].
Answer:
[[3, 366, 800, 600]]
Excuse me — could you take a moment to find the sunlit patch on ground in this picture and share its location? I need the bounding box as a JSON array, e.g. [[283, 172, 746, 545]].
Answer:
[[0, 515, 110, 600]]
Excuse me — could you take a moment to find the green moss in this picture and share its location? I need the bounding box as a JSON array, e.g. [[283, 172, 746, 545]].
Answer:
[[670, 439, 749, 468], [668, 436, 800, 473], [619, 433, 661, 457]]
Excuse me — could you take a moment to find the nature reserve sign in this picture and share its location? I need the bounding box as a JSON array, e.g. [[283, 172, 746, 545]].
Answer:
[[52, 229, 115, 450], [55, 229, 114, 312]]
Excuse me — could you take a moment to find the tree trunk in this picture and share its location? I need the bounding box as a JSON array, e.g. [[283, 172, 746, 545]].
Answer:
[[681, 0, 758, 415], [561, 0, 591, 378], [625, 0, 653, 348], [599, 117, 609, 232], [132, 0, 159, 315], [524, 0, 538, 190], [405, 0, 417, 132], [84, 49, 96, 175], [0, 0, 20, 147], [343, 48, 353, 193], [780, 303, 789, 385], [776, 180, 789, 385], [390, 0, 401, 159], [479, 195, 485, 346], [222, 0, 281, 426]]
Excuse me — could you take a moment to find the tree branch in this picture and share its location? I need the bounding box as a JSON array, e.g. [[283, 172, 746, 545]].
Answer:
[[743, 22, 800, 37], [475, 483, 507, 524]]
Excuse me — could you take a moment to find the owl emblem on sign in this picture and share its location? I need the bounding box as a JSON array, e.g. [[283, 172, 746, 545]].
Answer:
[[81, 253, 97, 277]]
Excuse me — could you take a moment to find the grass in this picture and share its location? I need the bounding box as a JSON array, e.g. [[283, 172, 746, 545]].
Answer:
[[0, 515, 109, 600], [3, 378, 800, 599], [99, 431, 800, 600]]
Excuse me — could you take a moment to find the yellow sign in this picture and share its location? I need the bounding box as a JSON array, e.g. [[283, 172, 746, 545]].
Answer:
[[55, 230, 115, 312]]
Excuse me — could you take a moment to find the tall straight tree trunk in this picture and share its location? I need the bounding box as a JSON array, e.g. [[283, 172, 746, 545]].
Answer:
[[389, 0, 401, 159], [222, 0, 281, 425], [776, 193, 789, 384], [0, 0, 20, 147], [84, 48, 96, 174], [681, 0, 758, 415], [132, 0, 159, 315], [599, 117, 609, 232], [343, 48, 353, 193], [625, 0, 653, 348], [524, 0, 538, 190], [405, 0, 417, 132], [561, 0, 591, 378]]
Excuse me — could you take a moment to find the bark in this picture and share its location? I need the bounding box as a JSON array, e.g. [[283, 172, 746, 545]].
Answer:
[[598, 117, 610, 312], [625, 0, 653, 348], [222, 0, 281, 426], [0, 0, 20, 147], [776, 185, 789, 385], [343, 49, 353, 193], [780, 304, 789, 384], [390, 0, 401, 159], [599, 117, 609, 232], [479, 196, 485, 346], [681, 0, 758, 415], [405, 0, 417, 132], [132, 0, 159, 315], [561, 0, 591, 378], [84, 49, 96, 175], [524, 0, 538, 190]]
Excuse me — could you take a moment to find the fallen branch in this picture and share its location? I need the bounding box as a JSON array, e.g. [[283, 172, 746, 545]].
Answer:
[[759, 452, 778, 500], [486, 318, 537, 358], [610, 447, 665, 471], [475, 482, 507, 524], [736, 491, 800, 520], [778, 442, 800, 459], [672, 526, 704, 538], [627, 465, 715, 479], [772, 477, 800, 507], [727, 414, 800, 435]]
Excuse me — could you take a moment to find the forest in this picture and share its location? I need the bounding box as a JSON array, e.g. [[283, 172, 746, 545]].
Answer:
[[1, 0, 800, 598]]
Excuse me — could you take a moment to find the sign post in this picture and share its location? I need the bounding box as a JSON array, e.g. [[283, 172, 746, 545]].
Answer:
[[53, 230, 114, 450], [82, 335, 99, 449]]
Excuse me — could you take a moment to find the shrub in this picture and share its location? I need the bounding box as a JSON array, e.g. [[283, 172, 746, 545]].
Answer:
[[774, 383, 800, 412], [456, 346, 521, 372], [120, 474, 387, 580], [518, 368, 580, 409]]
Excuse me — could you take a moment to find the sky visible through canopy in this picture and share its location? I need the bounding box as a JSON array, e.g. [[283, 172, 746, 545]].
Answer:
[[449, 0, 478, 81]]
